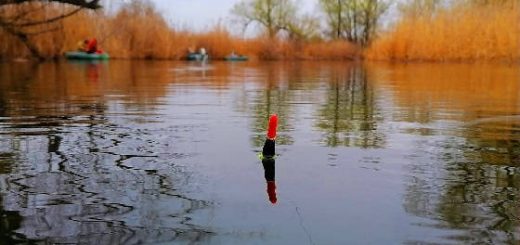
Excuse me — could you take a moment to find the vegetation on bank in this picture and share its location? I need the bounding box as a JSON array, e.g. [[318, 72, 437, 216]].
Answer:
[[365, 0, 519, 62], [0, 0, 517, 61], [0, 0, 361, 60]]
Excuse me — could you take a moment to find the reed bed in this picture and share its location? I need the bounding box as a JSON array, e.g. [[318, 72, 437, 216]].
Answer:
[[365, 1, 520, 62]]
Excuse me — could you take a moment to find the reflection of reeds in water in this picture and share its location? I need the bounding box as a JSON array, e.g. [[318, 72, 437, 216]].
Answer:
[[0, 1, 357, 60], [368, 63, 520, 119], [366, 1, 519, 61], [0, 61, 176, 119], [368, 62, 520, 167]]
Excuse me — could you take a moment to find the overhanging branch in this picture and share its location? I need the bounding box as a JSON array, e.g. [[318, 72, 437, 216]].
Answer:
[[0, 0, 101, 9], [18, 6, 83, 27], [0, 0, 102, 59]]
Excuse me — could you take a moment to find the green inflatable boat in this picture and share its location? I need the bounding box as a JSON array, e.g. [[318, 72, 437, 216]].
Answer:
[[225, 54, 248, 61], [65, 51, 109, 60]]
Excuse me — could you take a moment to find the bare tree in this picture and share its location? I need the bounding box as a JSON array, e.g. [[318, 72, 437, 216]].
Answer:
[[232, 0, 297, 39], [285, 13, 321, 40], [358, 0, 391, 46], [319, 0, 348, 39], [0, 0, 101, 59], [320, 0, 391, 45]]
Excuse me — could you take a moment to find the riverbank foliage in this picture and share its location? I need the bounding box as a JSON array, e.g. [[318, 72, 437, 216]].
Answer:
[[365, 1, 519, 61], [1, 0, 517, 61], [0, 1, 357, 60]]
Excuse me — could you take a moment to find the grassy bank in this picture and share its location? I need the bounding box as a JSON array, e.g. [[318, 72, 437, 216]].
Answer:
[[365, 1, 519, 62]]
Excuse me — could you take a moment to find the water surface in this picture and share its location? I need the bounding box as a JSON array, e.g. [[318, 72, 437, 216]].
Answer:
[[0, 60, 518, 244]]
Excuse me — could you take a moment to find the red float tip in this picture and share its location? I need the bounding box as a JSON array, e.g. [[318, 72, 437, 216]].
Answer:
[[267, 114, 278, 140]]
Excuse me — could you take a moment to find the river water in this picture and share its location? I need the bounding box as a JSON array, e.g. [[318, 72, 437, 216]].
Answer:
[[0, 60, 518, 244]]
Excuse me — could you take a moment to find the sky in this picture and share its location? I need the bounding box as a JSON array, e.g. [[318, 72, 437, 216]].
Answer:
[[109, 0, 398, 34], [150, 0, 316, 31]]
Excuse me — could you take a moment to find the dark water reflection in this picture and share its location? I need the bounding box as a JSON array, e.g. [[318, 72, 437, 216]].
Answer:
[[0, 60, 518, 244], [315, 65, 384, 148]]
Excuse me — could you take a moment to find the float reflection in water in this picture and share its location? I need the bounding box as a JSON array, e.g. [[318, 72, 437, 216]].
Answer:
[[261, 114, 278, 204]]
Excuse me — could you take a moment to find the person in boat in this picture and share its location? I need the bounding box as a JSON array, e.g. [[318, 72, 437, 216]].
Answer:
[[77, 39, 88, 52], [86, 38, 98, 54], [199, 47, 208, 61], [230, 50, 237, 58]]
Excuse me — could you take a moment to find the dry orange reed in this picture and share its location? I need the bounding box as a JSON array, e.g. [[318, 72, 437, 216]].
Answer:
[[0, 1, 357, 60], [365, 1, 520, 61], [0, 2, 69, 58]]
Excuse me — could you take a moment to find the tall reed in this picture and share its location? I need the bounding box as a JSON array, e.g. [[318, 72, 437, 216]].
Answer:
[[365, 1, 520, 62]]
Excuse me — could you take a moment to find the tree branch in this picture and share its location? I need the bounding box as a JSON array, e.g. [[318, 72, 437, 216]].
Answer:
[[17, 6, 83, 27], [0, 20, 44, 59], [0, 0, 102, 59], [0, 0, 101, 9], [25, 24, 61, 35]]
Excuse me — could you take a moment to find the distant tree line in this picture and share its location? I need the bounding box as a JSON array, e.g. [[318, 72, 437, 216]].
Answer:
[[232, 0, 518, 47], [0, 0, 515, 59], [232, 0, 392, 46]]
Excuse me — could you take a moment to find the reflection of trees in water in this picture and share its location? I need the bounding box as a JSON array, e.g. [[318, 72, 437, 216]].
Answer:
[[0, 196, 25, 243], [376, 62, 520, 244], [0, 62, 38, 119], [403, 124, 520, 244], [465, 121, 520, 167], [0, 115, 214, 243], [315, 65, 385, 148], [248, 63, 295, 147], [0, 151, 25, 243], [0, 62, 213, 243]]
